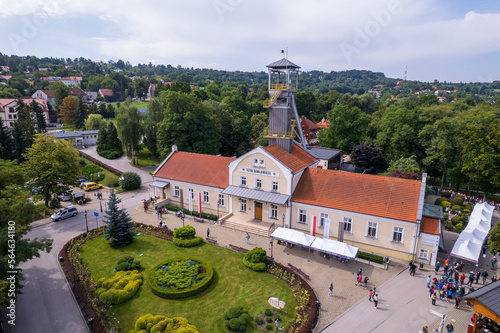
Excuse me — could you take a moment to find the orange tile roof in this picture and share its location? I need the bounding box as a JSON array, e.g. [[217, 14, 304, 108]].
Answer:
[[420, 217, 440, 235], [154, 151, 235, 189], [292, 168, 422, 222], [264, 143, 318, 173]]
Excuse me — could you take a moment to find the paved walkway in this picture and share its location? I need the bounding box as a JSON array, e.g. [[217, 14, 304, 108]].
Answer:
[[79, 146, 154, 184], [130, 207, 404, 331]]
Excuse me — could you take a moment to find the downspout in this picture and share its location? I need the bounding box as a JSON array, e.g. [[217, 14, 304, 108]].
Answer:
[[412, 173, 427, 261]]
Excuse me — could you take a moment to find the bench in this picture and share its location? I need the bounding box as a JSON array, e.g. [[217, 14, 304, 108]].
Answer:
[[229, 244, 249, 254], [206, 237, 217, 245], [288, 263, 310, 280], [194, 217, 204, 222]]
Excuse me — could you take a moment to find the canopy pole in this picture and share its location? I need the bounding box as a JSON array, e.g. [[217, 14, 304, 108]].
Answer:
[[308, 248, 310, 262]]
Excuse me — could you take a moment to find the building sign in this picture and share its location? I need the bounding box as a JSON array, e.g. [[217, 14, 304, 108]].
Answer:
[[422, 233, 439, 246], [240, 167, 279, 177]]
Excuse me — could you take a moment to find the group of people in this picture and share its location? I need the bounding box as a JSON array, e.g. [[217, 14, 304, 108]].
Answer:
[[96, 191, 103, 200], [158, 221, 167, 228]]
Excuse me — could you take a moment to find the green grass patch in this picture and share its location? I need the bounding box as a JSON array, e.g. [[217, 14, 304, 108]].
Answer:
[[130, 144, 160, 167], [79, 234, 296, 332]]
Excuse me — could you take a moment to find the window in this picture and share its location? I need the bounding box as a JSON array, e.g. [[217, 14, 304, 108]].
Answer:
[[203, 191, 209, 203], [366, 222, 378, 238], [319, 213, 329, 227], [270, 204, 278, 219], [392, 227, 404, 243], [239, 199, 247, 212], [259, 159, 265, 167], [255, 179, 262, 189], [418, 249, 429, 260], [173, 186, 180, 197], [298, 209, 307, 224], [188, 188, 194, 200], [253, 158, 259, 167], [272, 181, 279, 192], [8, 114, 12, 119], [240, 176, 247, 186], [343, 217, 352, 233], [218, 194, 225, 207], [9, 122, 13, 127]]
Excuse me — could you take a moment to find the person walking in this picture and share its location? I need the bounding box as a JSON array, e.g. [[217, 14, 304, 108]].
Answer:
[[245, 232, 250, 245], [482, 270, 489, 284], [467, 270, 474, 287], [356, 273, 362, 286], [422, 326, 429, 333], [431, 292, 437, 306], [492, 257, 497, 270], [455, 295, 461, 309], [446, 322, 454, 333], [429, 285, 435, 298], [427, 275, 432, 288], [373, 294, 378, 308], [364, 276, 369, 289], [435, 261, 440, 275], [328, 283, 333, 296], [475, 271, 481, 284], [207, 228, 210, 238], [369, 289, 373, 302]]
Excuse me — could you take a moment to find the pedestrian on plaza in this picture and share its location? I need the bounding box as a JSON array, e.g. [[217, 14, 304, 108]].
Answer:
[[435, 261, 440, 274], [158, 220, 162, 227], [328, 282, 333, 296], [373, 287, 377, 297], [429, 286, 434, 298], [144, 203, 148, 212], [460, 273, 465, 285], [482, 270, 489, 284], [159, 209, 162, 218], [427, 275, 432, 288], [431, 292, 437, 305], [245, 232, 250, 244], [433, 329, 439, 333], [445, 259, 449, 267], [467, 270, 474, 287], [156, 209, 160, 219], [409, 260, 413, 272], [364, 276, 369, 288], [373, 294, 378, 308], [492, 257, 497, 270], [446, 322, 454, 333], [410, 262, 417, 276], [207, 228, 210, 238], [439, 289, 444, 301], [369, 289, 373, 301], [455, 295, 461, 309], [356, 273, 363, 286], [422, 326, 429, 333], [475, 271, 481, 284]]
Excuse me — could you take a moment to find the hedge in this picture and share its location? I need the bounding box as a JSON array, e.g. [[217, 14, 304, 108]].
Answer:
[[173, 237, 204, 247], [129, 314, 200, 333], [451, 196, 465, 206], [79, 151, 122, 176], [243, 257, 266, 272], [162, 203, 218, 221], [243, 247, 267, 271], [357, 251, 384, 264], [434, 198, 443, 206], [440, 201, 451, 209], [455, 223, 464, 233], [451, 205, 462, 212], [147, 257, 214, 299], [96, 270, 142, 305]]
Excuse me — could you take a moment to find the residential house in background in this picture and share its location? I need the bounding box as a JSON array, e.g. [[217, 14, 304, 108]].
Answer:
[[98, 89, 114, 102], [307, 146, 342, 170], [316, 117, 330, 129], [300, 116, 320, 146], [0, 98, 49, 128], [32, 90, 56, 107]]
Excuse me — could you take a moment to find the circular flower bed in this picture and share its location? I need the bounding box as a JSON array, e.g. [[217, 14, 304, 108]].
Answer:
[[148, 256, 214, 299]]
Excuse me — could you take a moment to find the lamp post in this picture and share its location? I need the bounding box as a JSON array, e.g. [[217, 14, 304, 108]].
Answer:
[[84, 210, 88, 233], [217, 203, 220, 225], [270, 237, 274, 265], [275, 318, 280, 332]]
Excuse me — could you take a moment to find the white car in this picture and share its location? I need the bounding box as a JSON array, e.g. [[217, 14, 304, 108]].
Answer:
[[51, 205, 78, 221], [58, 192, 72, 201]]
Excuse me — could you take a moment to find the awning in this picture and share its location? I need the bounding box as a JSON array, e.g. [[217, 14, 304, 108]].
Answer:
[[149, 180, 169, 188], [222, 185, 289, 205], [309, 237, 359, 260], [270, 227, 316, 247]]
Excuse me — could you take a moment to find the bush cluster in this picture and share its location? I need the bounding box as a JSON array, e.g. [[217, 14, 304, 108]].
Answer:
[[129, 314, 200, 333], [440, 201, 451, 209], [223, 306, 252, 332], [455, 223, 464, 233], [255, 317, 264, 325], [148, 257, 213, 299], [104, 174, 120, 187], [434, 198, 443, 206], [173, 225, 203, 248], [82, 164, 103, 181], [96, 270, 142, 304], [265, 324, 273, 330], [119, 172, 141, 190], [451, 196, 465, 206], [264, 309, 272, 316], [115, 256, 141, 271], [357, 251, 384, 264], [243, 247, 267, 272], [451, 205, 462, 212], [98, 150, 122, 159], [173, 237, 204, 247]]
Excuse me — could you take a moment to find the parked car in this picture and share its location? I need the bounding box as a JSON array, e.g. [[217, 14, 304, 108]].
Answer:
[[51, 205, 78, 221], [58, 192, 72, 201], [82, 182, 102, 191]]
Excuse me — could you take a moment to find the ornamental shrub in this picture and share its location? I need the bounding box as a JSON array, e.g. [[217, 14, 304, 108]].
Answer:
[[452, 196, 465, 206], [264, 309, 272, 316], [356, 251, 384, 264], [104, 174, 120, 188], [223, 306, 252, 332], [96, 270, 142, 304], [255, 316, 264, 325], [243, 247, 267, 271], [440, 201, 451, 210], [82, 164, 103, 181], [115, 256, 141, 271], [266, 317, 273, 323], [129, 314, 200, 333], [173, 225, 196, 239], [463, 209, 471, 214], [455, 223, 464, 233], [173, 237, 204, 247], [266, 324, 273, 330], [442, 191, 452, 198], [119, 171, 141, 190], [451, 205, 462, 212], [434, 198, 443, 206], [451, 216, 461, 225]]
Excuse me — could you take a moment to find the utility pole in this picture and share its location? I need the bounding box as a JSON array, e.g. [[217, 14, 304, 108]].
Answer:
[[85, 210, 88, 232]]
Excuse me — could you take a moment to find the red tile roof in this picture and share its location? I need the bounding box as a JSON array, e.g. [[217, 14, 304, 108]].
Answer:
[[70, 87, 86, 96], [0, 98, 48, 112], [316, 118, 330, 129], [292, 168, 421, 222], [420, 217, 440, 235], [154, 151, 235, 189], [99, 89, 113, 96], [264, 143, 318, 173], [301, 116, 320, 131], [41, 90, 55, 97]]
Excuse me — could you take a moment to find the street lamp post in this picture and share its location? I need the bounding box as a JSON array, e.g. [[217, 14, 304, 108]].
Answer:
[[217, 203, 220, 225], [270, 237, 274, 265], [84, 210, 88, 233]]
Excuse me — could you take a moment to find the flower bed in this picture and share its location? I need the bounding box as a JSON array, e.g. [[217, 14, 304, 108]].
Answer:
[[148, 256, 213, 299]]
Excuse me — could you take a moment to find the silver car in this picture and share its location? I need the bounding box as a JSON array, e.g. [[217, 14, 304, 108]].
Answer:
[[51, 205, 78, 221]]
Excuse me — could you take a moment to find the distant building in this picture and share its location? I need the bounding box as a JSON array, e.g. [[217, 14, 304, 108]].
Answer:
[[47, 130, 99, 148], [307, 146, 342, 170], [32, 90, 56, 107], [300, 116, 320, 146], [40, 76, 83, 86], [0, 98, 49, 129], [316, 117, 330, 129]]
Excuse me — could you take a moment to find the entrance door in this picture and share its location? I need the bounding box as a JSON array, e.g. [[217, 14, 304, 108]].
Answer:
[[255, 202, 263, 220]]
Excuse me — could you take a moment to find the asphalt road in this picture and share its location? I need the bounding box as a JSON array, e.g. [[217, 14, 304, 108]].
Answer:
[[0, 186, 149, 333]]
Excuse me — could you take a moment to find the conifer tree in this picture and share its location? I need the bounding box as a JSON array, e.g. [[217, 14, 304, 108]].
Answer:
[[29, 100, 47, 133], [0, 118, 15, 160], [73, 97, 88, 129], [103, 188, 135, 248]]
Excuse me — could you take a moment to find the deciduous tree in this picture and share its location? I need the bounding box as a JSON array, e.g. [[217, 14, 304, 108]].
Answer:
[[116, 99, 142, 159], [59, 95, 78, 124], [350, 143, 384, 174]]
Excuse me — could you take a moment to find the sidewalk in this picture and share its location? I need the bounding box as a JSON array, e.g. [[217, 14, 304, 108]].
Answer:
[[130, 209, 404, 331]]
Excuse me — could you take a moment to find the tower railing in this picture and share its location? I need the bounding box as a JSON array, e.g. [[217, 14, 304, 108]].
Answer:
[[270, 83, 297, 91], [263, 89, 281, 108], [263, 129, 293, 139]]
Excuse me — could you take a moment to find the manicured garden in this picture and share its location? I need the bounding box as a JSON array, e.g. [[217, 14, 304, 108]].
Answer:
[[79, 233, 297, 332]]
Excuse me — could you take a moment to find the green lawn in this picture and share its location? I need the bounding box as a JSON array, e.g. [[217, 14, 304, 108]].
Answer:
[[131, 144, 160, 167], [79, 235, 296, 332]]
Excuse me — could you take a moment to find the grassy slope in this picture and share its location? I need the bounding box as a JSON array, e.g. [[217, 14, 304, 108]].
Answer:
[[79, 234, 296, 332]]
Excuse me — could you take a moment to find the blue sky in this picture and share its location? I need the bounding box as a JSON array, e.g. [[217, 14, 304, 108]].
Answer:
[[1, 0, 499, 82]]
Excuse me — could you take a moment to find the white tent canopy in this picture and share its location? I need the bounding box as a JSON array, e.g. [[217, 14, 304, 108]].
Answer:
[[450, 203, 494, 263], [270, 227, 359, 260]]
